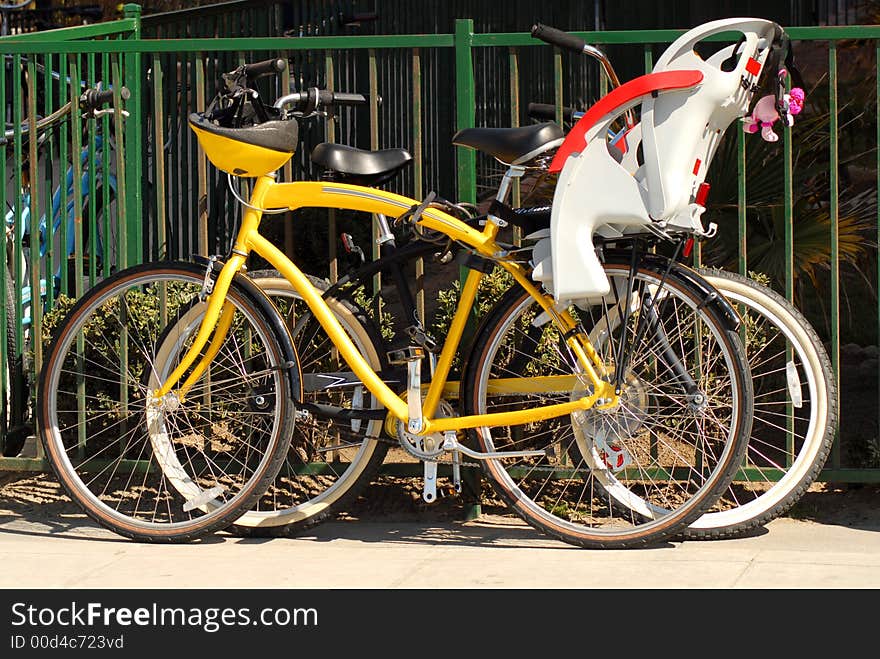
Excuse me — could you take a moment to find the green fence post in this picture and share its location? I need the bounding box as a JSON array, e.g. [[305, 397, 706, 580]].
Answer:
[[454, 18, 481, 521], [454, 19, 476, 205], [122, 3, 143, 267]]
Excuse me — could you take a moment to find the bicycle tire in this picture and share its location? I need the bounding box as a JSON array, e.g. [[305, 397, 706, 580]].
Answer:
[[217, 271, 389, 534], [37, 261, 296, 542], [460, 255, 753, 549], [683, 268, 837, 538]]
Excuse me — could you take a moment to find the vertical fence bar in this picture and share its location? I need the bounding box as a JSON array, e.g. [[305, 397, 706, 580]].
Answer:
[[454, 18, 479, 520], [412, 47, 425, 323], [196, 55, 208, 256], [877, 41, 880, 459], [101, 51, 111, 279], [111, 57, 127, 271], [182, 52, 193, 253], [368, 49, 381, 308], [122, 3, 143, 266], [325, 52, 337, 283], [167, 51, 179, 259], [43, 53, 55, 308], [828, 41, 841, 467], [151, 55, 167, 259], [509, 46, 521, 236], [26, 60, 41, 376], [87, 52, 98, 287], [69, 56, 87, 459], [282, 52, 294, 260], [454, 19, 476, 205], [69, 57, 84, 298], [553, 48, 563, 126], [58, 59, 69, 297]]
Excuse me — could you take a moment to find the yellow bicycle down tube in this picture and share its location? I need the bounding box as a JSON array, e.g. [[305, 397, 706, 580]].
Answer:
[[247, 229, 411, 424]]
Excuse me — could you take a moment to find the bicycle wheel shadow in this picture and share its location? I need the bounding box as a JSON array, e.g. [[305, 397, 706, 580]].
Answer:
[[0, 472, 226, 545], [228, 513, 677, 550], [229, 516, 583, 550], [780, 483, 880, 533]]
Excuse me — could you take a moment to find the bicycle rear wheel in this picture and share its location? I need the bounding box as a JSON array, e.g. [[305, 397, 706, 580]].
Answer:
[[684, 269, 836, 538], [461, 256, 752, 548], [37, 261, 296, 542]]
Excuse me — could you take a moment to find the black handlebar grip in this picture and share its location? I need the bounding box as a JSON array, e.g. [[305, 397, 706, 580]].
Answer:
[[530, 23, 586, 54], [527, 102, 576, 121], [244, 58, 287, 79], [79, 86, 130, 111], [313, 90, 372, 108], [330, 92, 369, 106]]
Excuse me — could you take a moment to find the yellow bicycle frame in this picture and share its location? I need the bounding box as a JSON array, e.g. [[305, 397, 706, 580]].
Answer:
[[153, 175, 618, 435]]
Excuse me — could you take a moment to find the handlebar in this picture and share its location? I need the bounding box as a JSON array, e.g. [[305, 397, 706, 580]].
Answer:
[[242, 58, 287, 80], [274, 87, 375, 114], [531, 23, 586, 54], [79, 85, 130, 114], [1, 83, 128, 145], [210, 59, 372, 123], [530, 22, 632, 126], [530, 23, 623, 91], [527, 102, 579, 123]]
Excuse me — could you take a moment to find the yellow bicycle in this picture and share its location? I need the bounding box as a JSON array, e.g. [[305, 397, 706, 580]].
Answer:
[[37, 59, 753, 547]]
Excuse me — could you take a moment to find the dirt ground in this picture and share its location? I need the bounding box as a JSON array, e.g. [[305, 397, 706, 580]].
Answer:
[[1, 470, 879, 530]]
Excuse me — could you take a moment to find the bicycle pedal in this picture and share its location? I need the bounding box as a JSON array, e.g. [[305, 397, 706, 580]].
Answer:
[[387, 346, 425, 365], [438, 483, 460, 498]]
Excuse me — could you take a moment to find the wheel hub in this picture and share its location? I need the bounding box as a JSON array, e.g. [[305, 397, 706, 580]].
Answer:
[[571, 371, 648, 473], [247, 385, 275, 413]]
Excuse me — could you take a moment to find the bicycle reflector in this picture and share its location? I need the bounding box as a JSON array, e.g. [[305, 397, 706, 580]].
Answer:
[[188, 112, 298, 177]]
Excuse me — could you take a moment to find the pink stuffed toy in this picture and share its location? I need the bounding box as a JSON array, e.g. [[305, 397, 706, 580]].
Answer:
[[744, 68, 806, 142]]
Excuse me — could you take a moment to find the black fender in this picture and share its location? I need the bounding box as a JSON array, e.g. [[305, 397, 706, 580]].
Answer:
[[192, 256, 303, 400], [603, 250, 741, 333]]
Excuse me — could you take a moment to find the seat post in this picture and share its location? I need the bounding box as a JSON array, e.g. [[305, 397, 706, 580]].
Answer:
[[375, 213, 395, 246], [495, 164, 526, 204]]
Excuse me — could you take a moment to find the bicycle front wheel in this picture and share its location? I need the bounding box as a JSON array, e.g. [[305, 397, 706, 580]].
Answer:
[[461, 256, 752, 549], [684, 268, 836, 538], [37, 261, 296, 542]]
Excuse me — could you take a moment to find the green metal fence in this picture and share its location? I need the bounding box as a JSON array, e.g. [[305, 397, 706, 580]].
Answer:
[[1, 5, 878, 484]]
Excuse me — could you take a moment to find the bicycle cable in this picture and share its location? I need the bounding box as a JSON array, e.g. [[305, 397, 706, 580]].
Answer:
[[226, 173, 290, 214]]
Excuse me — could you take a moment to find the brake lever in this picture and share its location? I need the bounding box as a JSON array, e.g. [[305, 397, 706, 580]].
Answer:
[[86, 108, 130, 120]]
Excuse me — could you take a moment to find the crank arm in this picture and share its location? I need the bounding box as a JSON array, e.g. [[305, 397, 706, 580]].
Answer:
[[441, 435, 547, 461], [423, 460, 438, 502], [450, 433, 462, 493]]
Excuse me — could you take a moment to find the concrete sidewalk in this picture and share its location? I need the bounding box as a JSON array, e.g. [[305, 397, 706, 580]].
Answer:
[[1, 511, 878, 589]]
